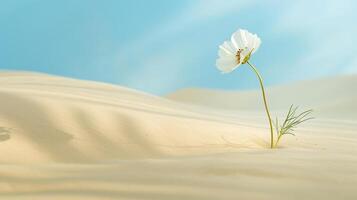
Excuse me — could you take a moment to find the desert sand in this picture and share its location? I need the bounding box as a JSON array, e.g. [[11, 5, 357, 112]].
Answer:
[[0, 72, 356, 200]]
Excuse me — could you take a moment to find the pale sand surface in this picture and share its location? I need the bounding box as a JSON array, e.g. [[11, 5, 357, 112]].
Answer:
[[0, 72, 356, 199]]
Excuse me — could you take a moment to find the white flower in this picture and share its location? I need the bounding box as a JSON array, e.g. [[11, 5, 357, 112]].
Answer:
[[216, 29, 261, 73]]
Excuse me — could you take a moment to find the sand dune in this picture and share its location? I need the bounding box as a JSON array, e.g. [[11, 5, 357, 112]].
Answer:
[[0, 72, 356, 200], [167, 75, 357, 119], [0, 72, 269, 163]]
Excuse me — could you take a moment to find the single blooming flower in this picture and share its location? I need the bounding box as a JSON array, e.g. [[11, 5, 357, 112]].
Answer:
[[216, 29, 313, 148], [216, 29, 261, 73]]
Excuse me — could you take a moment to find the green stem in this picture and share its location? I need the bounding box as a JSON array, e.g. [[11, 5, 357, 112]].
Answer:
[[275, 134, 282, 147], [247, 61, 274, 148]]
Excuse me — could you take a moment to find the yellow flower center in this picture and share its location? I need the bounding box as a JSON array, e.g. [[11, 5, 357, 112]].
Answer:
[[235, 49, 243, 64]]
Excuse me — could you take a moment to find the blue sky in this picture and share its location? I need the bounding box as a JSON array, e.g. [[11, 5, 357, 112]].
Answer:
[[0, 0, 356, 94]]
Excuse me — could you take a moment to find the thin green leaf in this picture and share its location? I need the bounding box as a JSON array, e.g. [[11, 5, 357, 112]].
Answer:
[[275, 105, 314, 147]]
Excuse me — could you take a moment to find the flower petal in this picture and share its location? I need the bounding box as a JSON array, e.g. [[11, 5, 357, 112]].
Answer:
[[252, 35, 261, 53], [246, 32, 255, 51], [219, 41, 236, 55], [216, 56, 239, 73], [249, 34, 257, 53], [231, 29, 247, 50], [218, 48, 231, 57], [232, 29, 261, 54]]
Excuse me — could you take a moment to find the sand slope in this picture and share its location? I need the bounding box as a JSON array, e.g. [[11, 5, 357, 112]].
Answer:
[[0, 72, 356, 200], [0, 72, 268, 163], [167, 75, 357, 119]]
